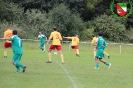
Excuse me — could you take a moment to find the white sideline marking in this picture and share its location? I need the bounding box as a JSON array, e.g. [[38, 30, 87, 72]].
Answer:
[[55, 61, 78, 88]]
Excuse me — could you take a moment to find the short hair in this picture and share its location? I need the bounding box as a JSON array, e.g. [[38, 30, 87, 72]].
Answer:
[[13, 30, 17, 35], [92, 34, 95, 37], [98, 32, 103, 36], [6, 25, 10, 29], [53, 26, 57, 31]]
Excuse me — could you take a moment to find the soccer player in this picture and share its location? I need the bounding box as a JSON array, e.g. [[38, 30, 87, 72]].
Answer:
[[91, 35, 110, 59], [63, 35, 80, 57], [6, 30, 26, 73], [46, 26, 64, 64], [38, 31, 47, 52], [94, 32, 111, 69], [91, 35, 97, 58], [3, 25, 13, 58]]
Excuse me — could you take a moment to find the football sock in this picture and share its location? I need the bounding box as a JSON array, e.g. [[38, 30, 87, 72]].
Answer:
[[96, 62, 99, 68], [15, 65, 20, 72], [60, 54, 64, 63], [41, 47, 44, 51], [48, 53, 52, 62], [15, 62, 24, 68], [76, 49, 79, 55], [104, 51, 109, 56], [72, 49, 76, 54], [104, 62, 110, 66], [4, 50, 7, 56]]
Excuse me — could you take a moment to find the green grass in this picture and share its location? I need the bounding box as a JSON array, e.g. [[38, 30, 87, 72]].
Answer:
[[0, 41, 133, 88]]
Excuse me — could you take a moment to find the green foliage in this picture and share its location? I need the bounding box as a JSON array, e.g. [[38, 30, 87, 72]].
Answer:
[[48, 4, 84, 37], [0, 0, 133, 43], [80, 28, 94, 41], [92, 14, 127, 42]]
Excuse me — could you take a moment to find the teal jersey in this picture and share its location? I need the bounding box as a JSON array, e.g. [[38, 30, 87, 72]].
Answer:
[[97, 36, 107, 49], [38, 34, 46, 43], [10, 35, 23, 54]]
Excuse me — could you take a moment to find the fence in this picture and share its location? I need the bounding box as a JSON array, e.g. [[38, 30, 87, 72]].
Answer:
[[0, 38, 133, 54]]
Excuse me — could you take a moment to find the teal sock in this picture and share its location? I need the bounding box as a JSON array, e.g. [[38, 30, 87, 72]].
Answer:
[[96, 62, 99, 68], [41, 47, 44, 51], [104, 62, 109, 66], [15, 62, 24, 68], [15, 65, 20, 72]]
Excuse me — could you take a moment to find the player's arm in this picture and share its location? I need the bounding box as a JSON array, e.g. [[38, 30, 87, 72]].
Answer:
[[91, 38, 95, 45], [47, 33, 52, 45], [63, 36, 72, 39], [77, 38, 79, 44], [45, 36, 48, 41], [103, 40, 107, 49]]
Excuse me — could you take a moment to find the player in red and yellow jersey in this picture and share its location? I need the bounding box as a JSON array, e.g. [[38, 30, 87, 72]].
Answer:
[[3, 25, 13, 58], [91, 35, 97, 58], [91, 35, 110, 59], [63, 35, 80, 57], [46, 26, 64, 64]]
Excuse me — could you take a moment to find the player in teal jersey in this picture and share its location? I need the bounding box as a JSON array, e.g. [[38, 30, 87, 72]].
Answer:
[[9, 30, 26, 73], [38, 31, 47, 52], [94, 32, 111, 69]]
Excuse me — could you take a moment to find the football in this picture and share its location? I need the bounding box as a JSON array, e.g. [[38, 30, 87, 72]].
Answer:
[[54, 52, 57, 55]]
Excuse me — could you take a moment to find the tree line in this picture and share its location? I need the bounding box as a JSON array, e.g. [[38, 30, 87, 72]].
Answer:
[[0, 0, 133, 43]]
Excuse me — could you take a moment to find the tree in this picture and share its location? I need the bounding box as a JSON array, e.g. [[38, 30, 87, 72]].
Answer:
[[91, 14, 127, 42]]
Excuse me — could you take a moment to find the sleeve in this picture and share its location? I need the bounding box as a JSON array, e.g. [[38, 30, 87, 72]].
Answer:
[[10, 36, 14, 41], [104, 40, 107, 47], [67, 37, 73, 40]]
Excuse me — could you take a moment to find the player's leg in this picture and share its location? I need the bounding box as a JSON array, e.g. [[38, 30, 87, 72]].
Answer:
[[3, 42, 8, 58], [104, 51, 110, 59], [46, 45, 54, 63], [71, 46, 76, 54], [75, 46, 80, 57], [93, 46, 97, 58], [12, 53, 22, 72], [99, 59, 111, 69], [40, 43, 44, 51], [15, 66, 20, 73], [43, 43, 46, 51], [57, 45, 64, 64], [14, 54, 26, 70], [75, 49, 80, 57], [99, 50, 111, 69], [94, 57, 99, 69], [94, 49, 101, 69]]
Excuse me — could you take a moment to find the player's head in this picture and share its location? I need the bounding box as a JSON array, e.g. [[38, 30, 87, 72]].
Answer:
[[98, 32, 103, 36], [76, 35, 78, 37], [92, 34, 95, 37], [13, 30, 17, 35], [53, 26, 57, 31], [6, 25, 10, 30], [39, 31, 42, 35]]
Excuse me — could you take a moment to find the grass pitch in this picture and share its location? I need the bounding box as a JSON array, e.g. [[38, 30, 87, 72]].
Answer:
[[0, 41, 133, 88]]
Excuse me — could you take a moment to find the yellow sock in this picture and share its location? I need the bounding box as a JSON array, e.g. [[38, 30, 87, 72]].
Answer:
[[72, 49, 76, 54], [48, 53, 52, 62], [94, 51, 96, 57], [4, 50, 7, 56], [60, 54, 64, 63], [76, 49, 79, 55], [104, 51, 109, 56]]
